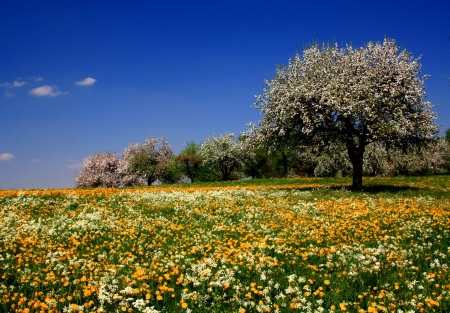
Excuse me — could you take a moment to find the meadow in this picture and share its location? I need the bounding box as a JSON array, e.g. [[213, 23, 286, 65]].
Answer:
[[0, 176, 449, 313]]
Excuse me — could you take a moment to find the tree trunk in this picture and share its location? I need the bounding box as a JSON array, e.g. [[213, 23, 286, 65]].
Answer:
[[186, 164, 194, 183], [351, 156, 364, 190], [221, 156, 234, 181], [147, 174, 156, 186], [282, 151, 288, 177], [221, 164, 230, 181], [346, 137, 365, 190]]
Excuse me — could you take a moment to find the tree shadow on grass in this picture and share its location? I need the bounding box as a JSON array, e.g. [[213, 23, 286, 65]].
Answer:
[[354, 184, 420, 193], [275, 184, 421, 194]]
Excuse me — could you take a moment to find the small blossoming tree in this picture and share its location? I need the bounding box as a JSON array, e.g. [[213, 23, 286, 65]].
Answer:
[[124, 137, 173, 185], [248, 39, 439, 189], [75, 152, 144, 188], [199, 133, 248, 181], [75, 152, 122, 188]]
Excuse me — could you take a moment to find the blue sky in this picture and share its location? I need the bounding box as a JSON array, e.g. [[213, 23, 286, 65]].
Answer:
[[1, 0, 449, 189]]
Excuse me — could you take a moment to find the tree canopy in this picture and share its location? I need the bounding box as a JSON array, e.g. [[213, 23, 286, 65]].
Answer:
[[176, 141, 202, 183], [123, 137, 173, 186], [247, 38, 439, 189], [74, 152, 122, 188], [199, 133, 247, 181]]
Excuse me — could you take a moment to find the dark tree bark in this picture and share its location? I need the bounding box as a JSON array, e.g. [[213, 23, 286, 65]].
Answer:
[[345, 135, 366, 190], [147, 174, 157, 186], [281, 151, 289, 177], [349, 151, 364, 190]]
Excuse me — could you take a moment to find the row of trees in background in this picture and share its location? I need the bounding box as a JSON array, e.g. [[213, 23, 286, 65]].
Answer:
[[76, 38, 449, 188], [75, 138, 172, 188], [75, 132, 450, 188], [75, 135, 244, 188]]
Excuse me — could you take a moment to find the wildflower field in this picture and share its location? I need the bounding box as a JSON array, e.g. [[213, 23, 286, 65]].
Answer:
[[0, 176, 449, 313]]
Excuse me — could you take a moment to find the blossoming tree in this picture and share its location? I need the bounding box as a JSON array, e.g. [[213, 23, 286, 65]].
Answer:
[[248, 39, 439, 189], [124, 137, 173, 185], [75, 152, 122, 188], [75, 152, 144, 188], [199, 133, 248, 181]]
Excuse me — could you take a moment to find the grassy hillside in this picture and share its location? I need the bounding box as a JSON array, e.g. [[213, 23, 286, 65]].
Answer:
[[0, 175, 449, 312]]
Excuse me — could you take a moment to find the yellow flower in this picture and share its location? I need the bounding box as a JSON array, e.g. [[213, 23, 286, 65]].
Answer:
[[324, 280, 330, 285], [340, 303, 347, 311]]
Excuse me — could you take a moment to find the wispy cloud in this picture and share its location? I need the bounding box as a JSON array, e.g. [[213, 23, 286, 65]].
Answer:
[[0, 153, 15, 161], [4, 90, 15, 97], [65, 159, 82, 169], [29, 85, 66, 97], [31, 158, 41, 163], [75, 77, 97, 86], [0, 80, 26, 88], [26, 76, 44, 82]]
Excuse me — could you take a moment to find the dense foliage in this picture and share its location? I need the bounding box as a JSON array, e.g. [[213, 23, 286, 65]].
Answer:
[[125, 137, 174, 186], [176, 142, 202, 183], [75, 136, 449, 188]]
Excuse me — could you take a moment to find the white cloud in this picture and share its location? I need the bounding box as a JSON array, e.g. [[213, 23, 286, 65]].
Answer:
[[75, 77, 97, 86], [31, 158, 41, 163], [13, 80, 26, 87], [29, 85, 66, 97], [0, 153, 15, 161]]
